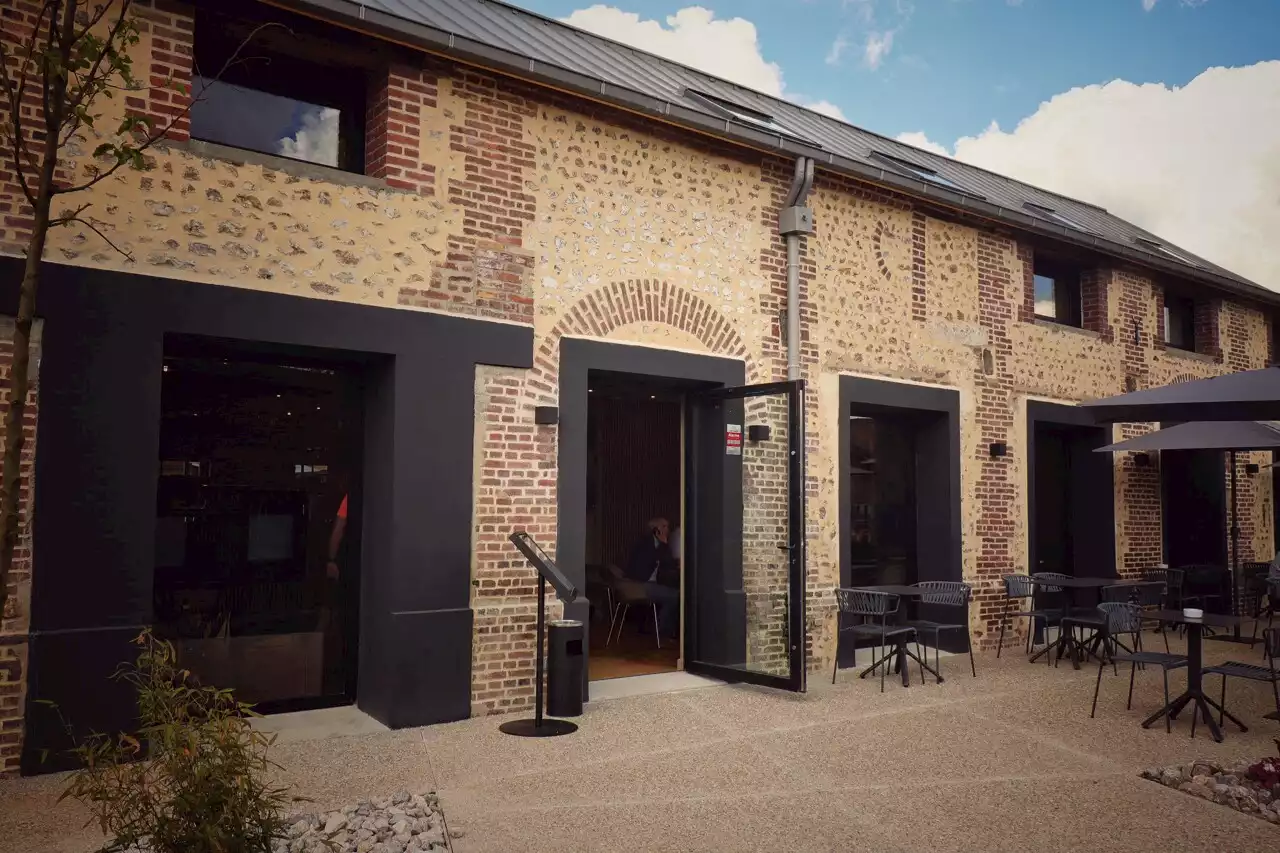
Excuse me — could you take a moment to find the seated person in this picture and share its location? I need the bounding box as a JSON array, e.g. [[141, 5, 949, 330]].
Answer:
[[625, 517, 680, 638]]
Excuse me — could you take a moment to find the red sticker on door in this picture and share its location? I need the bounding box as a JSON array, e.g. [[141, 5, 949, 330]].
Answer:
[[725, 423, 742, 456]]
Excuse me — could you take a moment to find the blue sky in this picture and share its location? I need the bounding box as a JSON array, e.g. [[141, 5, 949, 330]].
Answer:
[[509, 0, 1280, 290], [516, 0, 1276, 143]]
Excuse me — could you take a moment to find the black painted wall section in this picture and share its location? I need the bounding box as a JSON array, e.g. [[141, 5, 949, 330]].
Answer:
[[1026, 400, 1116, 579], [2, 258, 531, 773], [556, 339, 743, 694]]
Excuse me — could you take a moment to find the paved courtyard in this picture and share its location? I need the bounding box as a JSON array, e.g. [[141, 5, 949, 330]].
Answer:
[[4, 634, 1280, 852]]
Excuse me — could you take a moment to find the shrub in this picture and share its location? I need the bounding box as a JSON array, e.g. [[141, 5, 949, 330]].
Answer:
[[58, 629, 302, 853]]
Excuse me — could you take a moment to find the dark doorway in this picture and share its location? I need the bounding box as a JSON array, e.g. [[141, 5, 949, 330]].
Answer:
[[153, 341, 362, 712], [1028, 406, 1115, 578], [1162, 449, 1227, 567], [848, 412, 918, 587], [585, 370, 682, 681]]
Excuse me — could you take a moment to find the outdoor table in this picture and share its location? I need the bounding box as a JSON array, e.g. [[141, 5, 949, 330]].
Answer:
[[1141, 610, 1248, 743], [1027, 576, 1117, 669], [854, 584, 944, 687]]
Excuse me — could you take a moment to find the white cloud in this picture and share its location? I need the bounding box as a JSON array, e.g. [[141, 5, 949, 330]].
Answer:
[[276, 106, 339, 167], [895, 62, 1280, 290], [803, 100, 849, 121], [826, 34, 850, 66], [563, 5, 784, 96], [895, 130, 949, 157], [863, 30, 895, 70], [1143, 0, 1159, 10], [562, 5, 849, 120]]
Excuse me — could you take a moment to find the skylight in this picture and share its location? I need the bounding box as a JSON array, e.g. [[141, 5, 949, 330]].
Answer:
[[1135, 237, 1202, 269], [871, 152, 983, 198], [684, 89, 802, 140], [1023, 202, 1089, 232]]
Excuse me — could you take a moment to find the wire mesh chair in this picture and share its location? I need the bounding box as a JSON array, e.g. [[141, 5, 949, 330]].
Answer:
[[1143, 567, 1186, 609], [997, 574, 1062, 660], [1205, 627, 1280, 728], [833, 588, 919, 692], [1030, 572, 1072, 666], [1101, 580, 1170, 653], [1089, 603, 1188, 732], [906, 581, 976, 679]]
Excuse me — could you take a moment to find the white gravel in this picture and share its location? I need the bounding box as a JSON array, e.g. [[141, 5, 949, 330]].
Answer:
[[275, 790, 458, 853]]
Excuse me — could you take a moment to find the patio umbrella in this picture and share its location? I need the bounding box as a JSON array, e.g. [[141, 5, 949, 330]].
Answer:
[[1082, 365, 1280, 423], [1096, 420, 1280, 643]]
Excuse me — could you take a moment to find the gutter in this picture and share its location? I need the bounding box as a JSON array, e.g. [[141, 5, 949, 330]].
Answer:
[[269, 0, 1280, 309]]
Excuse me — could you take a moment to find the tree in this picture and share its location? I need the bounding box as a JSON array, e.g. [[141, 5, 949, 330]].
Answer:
[[0, 1, 267, 624]]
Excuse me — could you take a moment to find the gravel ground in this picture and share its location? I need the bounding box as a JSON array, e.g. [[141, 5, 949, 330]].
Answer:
[[1142, 757, 1280, 824], [275, 791, 458, 853]]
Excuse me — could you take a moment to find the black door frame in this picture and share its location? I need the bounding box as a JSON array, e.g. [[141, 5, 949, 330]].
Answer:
[[684, 379, 807, 692], [556, 338, 744, 697], [1026, 400, 1116, 578]]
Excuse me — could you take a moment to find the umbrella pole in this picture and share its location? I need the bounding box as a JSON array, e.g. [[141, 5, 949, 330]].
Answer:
[[1231, 449, 1240, 638]]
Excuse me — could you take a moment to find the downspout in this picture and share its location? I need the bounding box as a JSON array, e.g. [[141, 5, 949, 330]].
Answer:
[[779, 158, 815, 381]]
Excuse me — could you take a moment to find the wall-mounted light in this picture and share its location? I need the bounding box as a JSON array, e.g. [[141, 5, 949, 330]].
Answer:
[[748, 424, 771, 443], [534, 406, 559, 425], [989, 442, 1008, 458], [1246, 463, 1261, 475], [1133, 453, 1152, 468]]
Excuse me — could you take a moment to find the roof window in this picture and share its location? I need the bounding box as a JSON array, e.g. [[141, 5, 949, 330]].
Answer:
[[1024, 202, 1089, 232], [871, 152, 983, 198], [1136, 237, 1202, 269], [685, 89, 809, 141]]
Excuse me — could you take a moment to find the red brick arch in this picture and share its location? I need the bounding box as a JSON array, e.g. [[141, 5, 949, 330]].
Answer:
[[529, 278, 762, 403]]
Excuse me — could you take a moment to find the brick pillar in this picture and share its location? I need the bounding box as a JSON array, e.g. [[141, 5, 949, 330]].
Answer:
[[365, 64, 438, 193], [1194, 297, 1222, 360], [1080, 269, 1113, 340], [0, 319, 40, 777], [1115, 271, 1161, 577], [129, 0, 194, 142], [972, 236, 1018, 650]]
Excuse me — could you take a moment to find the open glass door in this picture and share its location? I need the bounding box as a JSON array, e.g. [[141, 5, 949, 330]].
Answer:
[[684, 380, 806, 691]]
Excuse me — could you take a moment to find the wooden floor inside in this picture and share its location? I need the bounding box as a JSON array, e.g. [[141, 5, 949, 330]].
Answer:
[[589, 618, 680, 681]]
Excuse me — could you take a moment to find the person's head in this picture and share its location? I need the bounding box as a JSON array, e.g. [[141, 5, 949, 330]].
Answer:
[[648, 517, 670, 543]]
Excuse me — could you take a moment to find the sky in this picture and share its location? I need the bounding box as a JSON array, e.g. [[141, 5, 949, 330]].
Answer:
[[504, 0, 1280, 291]]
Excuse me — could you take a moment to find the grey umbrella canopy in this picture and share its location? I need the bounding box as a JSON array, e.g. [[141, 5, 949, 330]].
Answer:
[[1083, 366, 1280, 423], [1095, 420, 1280, 453], [1095, 420, 1280, 643]]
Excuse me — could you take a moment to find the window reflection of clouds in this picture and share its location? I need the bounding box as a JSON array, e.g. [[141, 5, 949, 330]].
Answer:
[[191, 76, 339, 168]]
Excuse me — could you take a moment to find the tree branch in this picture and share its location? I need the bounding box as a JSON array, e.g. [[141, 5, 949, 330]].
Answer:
[[50, 204, 132, 261], [58, 20, 286, 196], [63, 0, 136, 120]]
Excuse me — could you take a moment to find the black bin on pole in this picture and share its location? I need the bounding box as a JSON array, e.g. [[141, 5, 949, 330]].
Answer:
[[546, 619, 585, 718]]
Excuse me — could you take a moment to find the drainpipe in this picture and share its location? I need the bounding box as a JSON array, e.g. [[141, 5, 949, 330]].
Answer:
[[779, 158, 815, 381]]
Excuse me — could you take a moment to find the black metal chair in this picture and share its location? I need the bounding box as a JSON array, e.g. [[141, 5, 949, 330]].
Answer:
[[906, 581, 976, 679], [1029, 572, 1072, 665], [1089, 603, 1188, 732], [997, 574, 1062, 660], [1251, 571, 1280, 645], [833, 588, 919, 692], [1143, 567, 1186, 610], [1205, 627, 1280, 727], [1101, 580, 1170, 653]]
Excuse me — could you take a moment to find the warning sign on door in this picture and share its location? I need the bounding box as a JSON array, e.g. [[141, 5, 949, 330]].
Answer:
[[725, 423, 742, 456]]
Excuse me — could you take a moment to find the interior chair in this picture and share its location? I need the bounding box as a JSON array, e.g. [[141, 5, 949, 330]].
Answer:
[[906, 581, 976, 679], [1089, 603, 1188, 732], [997, 574, 1062, 660], [833, 588, 919, 692], [1205, 627, 1280, 728], [606, 576, 662, 650]]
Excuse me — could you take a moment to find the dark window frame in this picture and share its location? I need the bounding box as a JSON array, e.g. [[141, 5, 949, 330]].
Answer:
[[1163, 291, 1197, 351], [191, 9, 370, 174], [1032, 254, 1083, 328]]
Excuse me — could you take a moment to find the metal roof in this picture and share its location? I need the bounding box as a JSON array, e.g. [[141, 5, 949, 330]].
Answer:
[[280, 0, 1279, 306]]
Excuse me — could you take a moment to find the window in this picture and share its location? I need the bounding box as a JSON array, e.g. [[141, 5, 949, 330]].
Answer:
[[870, 152, 984, 199], [684, 89, 813, 143], [1164, 293, 1197, 351], [1023, 202, 1089, 233], [191, 10, 368, 172], [1137, 237, 1202, 269], [1032, 255, 1082, 326]]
